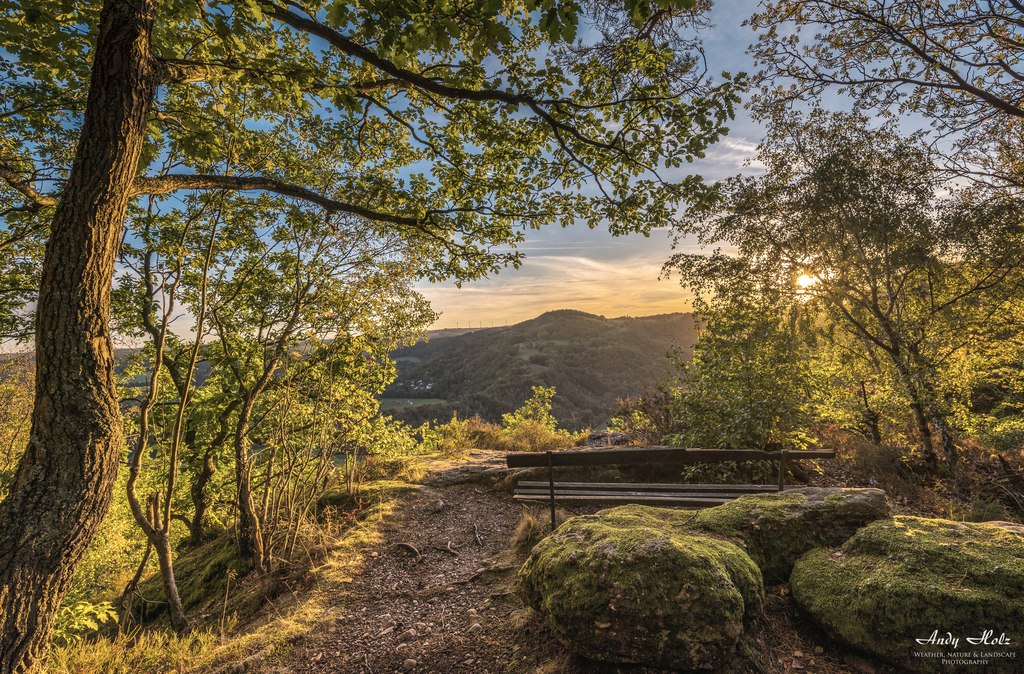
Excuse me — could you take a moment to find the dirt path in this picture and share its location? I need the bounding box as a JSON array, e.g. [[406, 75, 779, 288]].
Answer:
[[285, 452, 877, 674], [292, 451, 540, 674]]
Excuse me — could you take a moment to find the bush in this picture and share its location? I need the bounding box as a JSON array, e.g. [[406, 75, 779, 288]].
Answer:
[[498, 386, 585, 452], [421, 388, 585, 454], [420, 414, 485, 456], [609, 389, 679, 445], [51, 601, 118, 646]]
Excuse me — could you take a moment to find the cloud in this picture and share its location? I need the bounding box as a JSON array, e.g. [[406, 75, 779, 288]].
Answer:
[[418, 232, 697, 328]]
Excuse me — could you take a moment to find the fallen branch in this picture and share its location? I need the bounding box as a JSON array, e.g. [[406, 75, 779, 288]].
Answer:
[[434, 541, 461, 556], [392, 542, 421, 559]]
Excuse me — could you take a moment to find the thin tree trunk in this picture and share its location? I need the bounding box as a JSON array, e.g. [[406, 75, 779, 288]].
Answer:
[[0, 1, 157, 670], [189, 401, 236, 545], [189, 449, 216, 545], [118, 540, 153, 635], [234, 399, 265, 571], [859, 381, 883, 445], [910, 399, 938, 468], [930, 410, 958, 473], [148, 492, 187, 631], [124, 249, 187, 632]]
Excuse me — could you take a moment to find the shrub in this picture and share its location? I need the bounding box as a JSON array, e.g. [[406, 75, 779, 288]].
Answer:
[[421, 414, 481, 456], [609, 389, 679, 445], [498, 386, 585, 452], [51, 601, 118, 646], [421, 388, 584, 454]]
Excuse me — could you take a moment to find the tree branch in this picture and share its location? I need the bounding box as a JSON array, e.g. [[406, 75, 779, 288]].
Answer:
[[0, 162, 57, 208], [264, 4, 623, 154], [131, 174, 420, 227]]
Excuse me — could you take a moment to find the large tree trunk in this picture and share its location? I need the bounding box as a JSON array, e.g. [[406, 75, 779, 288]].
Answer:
[[0, 1, 157, 670]]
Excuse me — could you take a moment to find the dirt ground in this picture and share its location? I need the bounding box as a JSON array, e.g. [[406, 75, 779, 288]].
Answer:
[[286, 451, 889, 674]]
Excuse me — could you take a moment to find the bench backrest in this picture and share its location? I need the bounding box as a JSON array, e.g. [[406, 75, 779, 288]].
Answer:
[[505, 446, 835, 468]]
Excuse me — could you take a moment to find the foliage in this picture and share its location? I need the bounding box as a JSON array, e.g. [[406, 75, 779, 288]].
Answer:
[[670, 111, 1024, 469], [420, 414, 482, 458], [1, 0, 743, 317], [51, 601, 118, 646], [662, 286, 818, 451], [0, 355, 32, 498], [608, 387, 679, 445], [419, 387, 584, 454], [750, 0, 1024, 187], [499, 386, 585, 452]]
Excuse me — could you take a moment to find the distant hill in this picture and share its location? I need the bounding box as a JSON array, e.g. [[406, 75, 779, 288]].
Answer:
[[382, 310, 697, 429]]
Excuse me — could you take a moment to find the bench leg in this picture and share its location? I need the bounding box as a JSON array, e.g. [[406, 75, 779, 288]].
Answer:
[[547, 451, 556, 531], [778, 449, 787, 492]]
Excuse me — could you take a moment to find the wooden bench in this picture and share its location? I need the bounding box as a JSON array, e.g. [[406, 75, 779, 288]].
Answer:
[[506, 447, 836, 528]]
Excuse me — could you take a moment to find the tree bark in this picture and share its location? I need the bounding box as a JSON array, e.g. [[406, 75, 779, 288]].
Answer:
[[0, 1, 158, 670], [910, 399, 938, 468], [188, 448, 217, 545], [234, 398, 265, 571]]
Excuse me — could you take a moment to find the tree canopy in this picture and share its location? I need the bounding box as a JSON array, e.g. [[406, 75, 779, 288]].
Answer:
[[0, 0, 744, 670], [750, 0, 1024, 184]]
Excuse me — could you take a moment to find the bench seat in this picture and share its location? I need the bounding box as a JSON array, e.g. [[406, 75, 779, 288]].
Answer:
[[512, 481, 779, 507], [506, 446, 836, 526]]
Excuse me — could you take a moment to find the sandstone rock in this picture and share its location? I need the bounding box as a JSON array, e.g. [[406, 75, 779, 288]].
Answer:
[[517, 488, 888, 669], [792, 516, 1024, 673], [519, 509, 764, 671], [689, 487, 890, 582]]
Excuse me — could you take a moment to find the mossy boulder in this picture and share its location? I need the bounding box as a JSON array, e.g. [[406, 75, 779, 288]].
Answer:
[[791, 516, 1024, 672], [519, 507, 764, 671], [689, 487, 890, 582]]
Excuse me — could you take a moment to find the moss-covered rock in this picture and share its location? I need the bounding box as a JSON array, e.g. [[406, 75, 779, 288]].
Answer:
[[791, 516, 1024, 673], [689, 487, 890, 582], [519, 508, 764, 671]]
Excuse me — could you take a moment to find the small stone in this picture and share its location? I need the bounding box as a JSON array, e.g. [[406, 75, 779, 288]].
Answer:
[[396, 628, 417, 642], [791, 659, 806, 670], [467, 622, 483, 635], [402, 658, 417, 670], [466, 609, 478, 617], [380, 613, 394, 624], [813, 646, 824, 655], [395, 643, 412, 653], [376, 626, 394, 637], [793, 649, 804, 657]]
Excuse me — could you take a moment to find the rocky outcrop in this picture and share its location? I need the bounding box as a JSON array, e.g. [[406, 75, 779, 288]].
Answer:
[[791, 516, 1024, 673], [518, 488, 889, 670], [519, 508, 763, 671], [690, 487, 890, 582]]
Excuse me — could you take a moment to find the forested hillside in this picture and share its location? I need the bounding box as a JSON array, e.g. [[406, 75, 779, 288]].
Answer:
[[383, 310, 697, 428]]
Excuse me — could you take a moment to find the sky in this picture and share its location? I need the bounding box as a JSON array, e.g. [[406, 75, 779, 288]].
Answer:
[[418, 0, 765, 328]]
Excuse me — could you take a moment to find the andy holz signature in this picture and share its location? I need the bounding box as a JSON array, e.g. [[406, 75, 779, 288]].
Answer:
[[916, 630, 1013, 650]]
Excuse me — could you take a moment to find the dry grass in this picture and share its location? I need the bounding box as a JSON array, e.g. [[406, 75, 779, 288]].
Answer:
[[508, 508, 573, 553], [47, 475, 416, 674]]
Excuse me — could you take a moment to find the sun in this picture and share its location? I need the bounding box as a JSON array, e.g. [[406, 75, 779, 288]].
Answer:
[[796, 274, 818, 289]]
